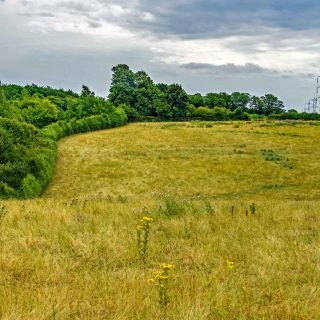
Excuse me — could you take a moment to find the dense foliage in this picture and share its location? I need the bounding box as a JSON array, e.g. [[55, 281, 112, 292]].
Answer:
[[0, 83, 127, 199], [108, 64, 292, 120]]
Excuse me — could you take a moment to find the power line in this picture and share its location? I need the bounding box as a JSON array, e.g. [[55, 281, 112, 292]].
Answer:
[[304, 76, 320, 113]]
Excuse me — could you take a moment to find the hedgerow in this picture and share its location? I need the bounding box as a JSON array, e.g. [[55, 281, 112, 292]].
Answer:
[[0, 107, 127, 199]]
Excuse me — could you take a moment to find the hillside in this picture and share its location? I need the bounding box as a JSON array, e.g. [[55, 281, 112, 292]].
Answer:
[[1, 122, 320, 319]]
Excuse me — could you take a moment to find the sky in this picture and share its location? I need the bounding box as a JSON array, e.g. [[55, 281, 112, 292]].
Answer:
[[0, 0, 320, 109]]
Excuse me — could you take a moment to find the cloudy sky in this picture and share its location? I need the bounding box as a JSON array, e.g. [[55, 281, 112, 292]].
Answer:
[[1, 0, 320, 109]]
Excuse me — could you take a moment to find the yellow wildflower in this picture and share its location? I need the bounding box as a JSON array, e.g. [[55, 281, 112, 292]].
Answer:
[[142, 216, 153, 222], [160, 263, 175, 271], [226, 260, 235, 270]]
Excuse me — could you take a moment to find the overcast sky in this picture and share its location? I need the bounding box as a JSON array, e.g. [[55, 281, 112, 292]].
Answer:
[[1, 0, 320, 109]]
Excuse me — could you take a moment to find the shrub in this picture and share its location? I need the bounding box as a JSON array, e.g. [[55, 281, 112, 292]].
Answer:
[[211, 106, 232, 121], [193, 106, 214, 120], [156, 194, 187, 217]]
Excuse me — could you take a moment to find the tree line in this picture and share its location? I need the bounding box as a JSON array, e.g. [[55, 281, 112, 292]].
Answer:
[[108, 64, 318, 121]]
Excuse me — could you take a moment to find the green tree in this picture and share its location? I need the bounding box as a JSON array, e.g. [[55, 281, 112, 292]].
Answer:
[[230, 92, 250, 112], [261, 94, 285, 115], [188, 93, 204, 107], [158, 84, 188, 118], [204, 93, 227, 108], [186, 104, 196, 117], [81, 85, 95, 97], [134, 70, 159, 115], [0, 81, 5, 105], [108, 64, 136, 107], [249, 96, 264, 114]]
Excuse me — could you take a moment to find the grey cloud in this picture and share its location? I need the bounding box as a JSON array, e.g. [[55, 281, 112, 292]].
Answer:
[[21, 0, 320, 40], [37, 12, 55, 17], [88, 21, 102, 28], [180, 62, 277, 75], [56, 1, 95, 13], [92, 0, 320, 39]]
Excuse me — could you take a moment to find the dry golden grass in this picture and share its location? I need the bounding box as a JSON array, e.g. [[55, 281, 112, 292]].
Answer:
[[1, 121, 320, 319]]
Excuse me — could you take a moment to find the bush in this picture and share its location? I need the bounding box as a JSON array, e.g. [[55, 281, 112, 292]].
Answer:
[[211, 107, 232, 121], [193, 106, 214, 120]]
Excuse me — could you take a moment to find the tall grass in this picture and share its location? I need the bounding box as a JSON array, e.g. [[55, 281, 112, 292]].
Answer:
[[1, 122, 320, 319]]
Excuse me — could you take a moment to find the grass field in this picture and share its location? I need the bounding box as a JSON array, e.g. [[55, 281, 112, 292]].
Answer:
[[1, 121, 320, 319]]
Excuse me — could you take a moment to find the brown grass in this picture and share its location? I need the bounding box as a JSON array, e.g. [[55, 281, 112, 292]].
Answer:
[[1, 121, 320, 319]]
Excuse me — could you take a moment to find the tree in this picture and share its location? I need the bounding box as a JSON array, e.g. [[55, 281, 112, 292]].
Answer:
[[0, 81, 5, 105], [81, 85, 95, 97], [261, 94, 285, 115], [108, 65, 161, 116], [134, 70, 159, 116], [156, 83, 168, 93], [230, 92, 250, 112], [157, 84, 188, 118], [188, 93, 204, 107], [249, 96, 264, 114], [108, 64, 136, 107], [204, 93, 227, 108]]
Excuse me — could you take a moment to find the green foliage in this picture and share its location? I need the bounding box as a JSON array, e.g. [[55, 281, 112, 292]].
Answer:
[[204, 92, 228, 108], [188, 93, 204, 107], [156, 84, 188, 119], [271, 112, 320, 121], [261, 149, 282, 162], [3, 83, 79, 101], [156, 194, 187, 217], [0, 82, 6, 105], [21, 96, 59, 128], [0, 118, 55, 198], [261, 94, 285, 115], [185, 104, 196, 117], [0, 85, 127, 199], [108, 64, 136, 107], [108, 64, 289, 119], [230, 92, 250, 111], [21, 174, 42, 198], [108, 65, 160, 117], [193, 106, 214, 119]]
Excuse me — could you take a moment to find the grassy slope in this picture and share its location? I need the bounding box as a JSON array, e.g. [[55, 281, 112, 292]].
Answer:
[[1, 121, 320, 319]]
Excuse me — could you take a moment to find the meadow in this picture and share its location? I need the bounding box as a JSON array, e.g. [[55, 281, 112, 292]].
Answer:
[[1, 121, 320, 319]]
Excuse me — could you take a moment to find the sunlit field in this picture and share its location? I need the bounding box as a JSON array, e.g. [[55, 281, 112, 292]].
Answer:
[[1, 121, 320, 319]]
